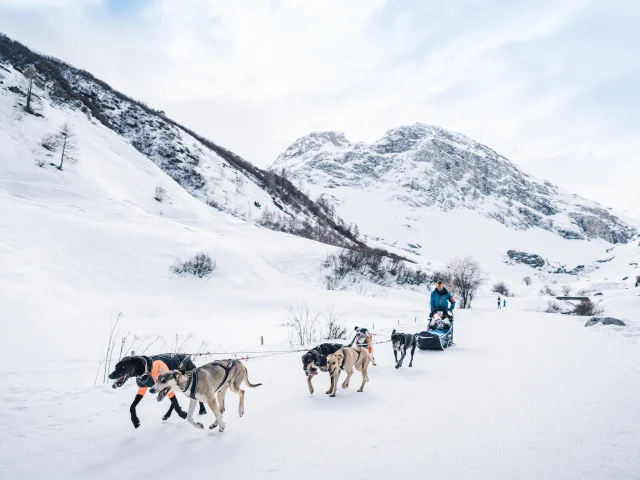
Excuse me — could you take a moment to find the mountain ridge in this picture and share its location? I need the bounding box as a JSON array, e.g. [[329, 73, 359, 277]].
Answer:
[[273, 122, 636, 244]]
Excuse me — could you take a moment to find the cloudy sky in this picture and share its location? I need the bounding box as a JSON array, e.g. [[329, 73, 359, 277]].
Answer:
[[1, 0, 639, 216]]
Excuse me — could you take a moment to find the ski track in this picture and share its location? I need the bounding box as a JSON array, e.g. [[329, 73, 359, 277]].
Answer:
[[2, 310, 638, 480]]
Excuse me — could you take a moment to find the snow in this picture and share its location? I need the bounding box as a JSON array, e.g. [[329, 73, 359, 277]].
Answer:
[[3, 308, 640, 480], [2, 62, 640, 479]]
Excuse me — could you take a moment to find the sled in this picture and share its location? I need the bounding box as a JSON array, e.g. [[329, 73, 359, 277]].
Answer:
[[417, 322, 454, 351]]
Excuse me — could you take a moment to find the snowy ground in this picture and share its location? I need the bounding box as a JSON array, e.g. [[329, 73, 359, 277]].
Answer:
[[2, 63, 640, 479], [2, 305, 639, 480]]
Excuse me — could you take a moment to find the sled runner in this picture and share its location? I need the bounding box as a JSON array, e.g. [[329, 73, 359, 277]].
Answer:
[[417, 322, 454, 351]]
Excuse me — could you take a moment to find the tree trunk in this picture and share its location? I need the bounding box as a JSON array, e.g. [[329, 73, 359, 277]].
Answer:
[[58, 134, 67, 170], [25, 78, 33, 113]]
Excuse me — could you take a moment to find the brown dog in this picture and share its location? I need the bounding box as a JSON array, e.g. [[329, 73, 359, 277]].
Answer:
[[325, 347, 371, 397]]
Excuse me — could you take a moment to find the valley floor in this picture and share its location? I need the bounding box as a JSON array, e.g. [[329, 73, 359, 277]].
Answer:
[[2, 307, 639, 480]]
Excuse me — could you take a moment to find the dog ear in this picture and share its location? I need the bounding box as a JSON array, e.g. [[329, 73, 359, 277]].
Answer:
[[354, 326, 359, 331], [392, 329, 396, 334]]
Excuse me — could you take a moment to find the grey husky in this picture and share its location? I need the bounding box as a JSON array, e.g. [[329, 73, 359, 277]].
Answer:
[[151, 358, 262, 432]]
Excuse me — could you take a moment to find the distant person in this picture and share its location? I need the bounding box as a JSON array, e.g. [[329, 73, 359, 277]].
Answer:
[[503, 299, 507, 308], [497, 296, 502, 309]]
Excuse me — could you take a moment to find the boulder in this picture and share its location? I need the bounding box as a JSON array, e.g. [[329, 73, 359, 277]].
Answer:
[[585, 317, 626, 327]]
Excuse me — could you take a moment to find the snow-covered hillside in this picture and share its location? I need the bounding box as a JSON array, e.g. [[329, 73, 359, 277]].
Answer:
[[273, 125, 637, 274], [0, 33, 361, 250]]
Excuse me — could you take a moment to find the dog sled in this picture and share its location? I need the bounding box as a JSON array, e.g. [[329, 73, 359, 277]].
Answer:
[[417, 318, 454, 351]]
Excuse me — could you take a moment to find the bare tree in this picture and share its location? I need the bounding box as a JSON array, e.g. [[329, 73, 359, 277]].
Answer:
[[55, 122, 79, 170], [448, 256, 485, 309], [23, 65, 43, 114], [523, 276, 532, 286]]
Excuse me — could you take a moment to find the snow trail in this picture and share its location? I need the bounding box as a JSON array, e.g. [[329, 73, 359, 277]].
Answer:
[[2, 309, 638, 480]]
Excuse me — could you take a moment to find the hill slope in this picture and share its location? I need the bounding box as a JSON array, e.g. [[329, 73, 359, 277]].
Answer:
[[0, 32, 362, 250], [273, 124, 637, 273]]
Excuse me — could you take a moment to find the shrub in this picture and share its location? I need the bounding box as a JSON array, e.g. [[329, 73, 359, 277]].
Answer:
[[41, 133, 59, 152], [561, 285, 571, 296], [545, 301, 562, 313], [523, 276, 532, 286], [636, 275, 640, 287], [540, 285, 556, 296], [572, 299, 603, 316], [282, 304, 320, 346], [492, 281, 510, 296], [171, 253, 216, 278], [154, 185, 167, 202], [322, 305, 348, 340], [322, 247, 428, 289]]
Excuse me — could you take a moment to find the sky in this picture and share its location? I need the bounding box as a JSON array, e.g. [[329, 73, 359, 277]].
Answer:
[[1, 0, 639, 217]]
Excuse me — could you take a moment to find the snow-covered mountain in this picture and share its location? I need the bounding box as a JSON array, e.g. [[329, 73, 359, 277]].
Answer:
[[273, 124, 637, 274], [0, 33, 361, 250], [275, 124, 635, 244]]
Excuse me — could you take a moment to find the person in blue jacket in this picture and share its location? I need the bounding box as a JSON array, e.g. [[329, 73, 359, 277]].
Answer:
[[429, 280, 456, 323]]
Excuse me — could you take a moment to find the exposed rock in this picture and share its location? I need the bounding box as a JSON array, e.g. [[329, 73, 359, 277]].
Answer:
[[274, 123, 637, 244], [585, 317, 626, 327], [506, 250, 545, 268]]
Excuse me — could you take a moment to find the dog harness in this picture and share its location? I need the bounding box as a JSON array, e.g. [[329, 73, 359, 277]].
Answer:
[[340, 347, 361, 370], [212, 360, 236, 393], [181, 368, 199, 400]]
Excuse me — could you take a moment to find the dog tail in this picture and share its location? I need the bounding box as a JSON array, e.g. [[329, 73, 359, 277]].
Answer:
[[244, 367, 262, 388]]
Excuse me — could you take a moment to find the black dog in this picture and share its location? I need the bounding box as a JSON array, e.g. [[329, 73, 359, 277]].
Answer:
[[109, 354, 207, 428], [302, 343, 343, 394], [391, 329, 417, 369]]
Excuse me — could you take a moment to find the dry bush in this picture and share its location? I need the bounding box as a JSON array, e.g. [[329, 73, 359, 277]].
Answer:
[[572, 299, 603, 316], [171, 253, 216, 278]]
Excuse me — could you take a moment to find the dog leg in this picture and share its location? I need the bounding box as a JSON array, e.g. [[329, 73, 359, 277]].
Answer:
[[326, 373, 335, 395], [207, 398, 226, 432], [186, 398, 204, 430], [396, 348, 406, 369], [329, 372, 339, 397], [342, 368, 353, 390], [409, 343, 416, 367], [230, 381, 245, 417], [307, 375, 315, 394], [199, 402, 207, 415], [358, 366, 369, 392], [162, 403, 174, 420], [393, 350, 398, 364], [166, 395, 187, 420], [129, 394, 143, 429]]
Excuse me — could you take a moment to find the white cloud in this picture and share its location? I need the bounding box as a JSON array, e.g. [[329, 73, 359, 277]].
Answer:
[[1, 0, 638, 216]]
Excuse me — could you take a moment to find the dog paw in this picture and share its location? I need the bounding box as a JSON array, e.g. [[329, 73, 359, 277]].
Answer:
[[209, 422, 217, 430], [199, 408, 207, 416], [176, 410, 187, 420], [325, 390, 331, 395], [162, 414, 170, 421], [329, 394, 336, 398], [132, 420, 140, 429], [357, 388, 363, 393], [218, 424, 225, 432], [395, 364, 401, 369], [238, 406, 245, 417], [195, 422, 204, 430]]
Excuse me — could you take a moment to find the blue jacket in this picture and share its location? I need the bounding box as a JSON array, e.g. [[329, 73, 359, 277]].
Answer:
[[430, 288, 456, 312]]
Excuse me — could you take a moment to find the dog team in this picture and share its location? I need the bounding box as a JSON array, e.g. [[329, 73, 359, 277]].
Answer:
[[108, 325, 420, 432]]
